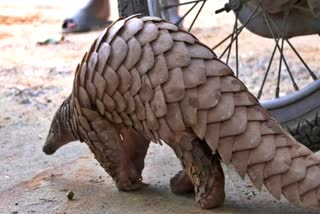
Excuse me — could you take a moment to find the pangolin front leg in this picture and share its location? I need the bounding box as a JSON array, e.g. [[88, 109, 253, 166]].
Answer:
[[173, 134, 225, 209], [170, 170, 194, 194], [119, 127, 150, 178], [86, 119, 148, 191]]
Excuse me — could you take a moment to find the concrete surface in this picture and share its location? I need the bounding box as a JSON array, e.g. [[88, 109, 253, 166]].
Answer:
[[0, 0, 319, 213]]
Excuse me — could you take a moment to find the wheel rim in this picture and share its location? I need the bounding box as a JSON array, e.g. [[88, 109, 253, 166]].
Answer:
[[147, 0, 320, 106]]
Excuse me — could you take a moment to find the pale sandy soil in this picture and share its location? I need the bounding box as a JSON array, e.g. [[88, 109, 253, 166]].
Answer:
[[0, 0, 319, 214]]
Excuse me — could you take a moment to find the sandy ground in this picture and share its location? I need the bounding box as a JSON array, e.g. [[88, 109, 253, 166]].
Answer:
[[0, 0, 319, 213]]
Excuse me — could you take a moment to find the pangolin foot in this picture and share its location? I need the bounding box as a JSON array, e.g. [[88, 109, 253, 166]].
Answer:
[[170, 170, 194, 194], [116, 179, 148, 192]]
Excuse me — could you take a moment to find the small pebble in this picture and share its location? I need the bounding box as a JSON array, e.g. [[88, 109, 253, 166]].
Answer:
[[66, 191, 74, 200]]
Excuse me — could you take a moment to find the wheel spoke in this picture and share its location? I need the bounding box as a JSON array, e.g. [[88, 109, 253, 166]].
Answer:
[[175, 1, 199, 26], [226, 16, 238, 64], [213, 4, 261, 51], [276, 39, 285, 98], [280, 42, 299, 91], [285, 39, 318, 80], [188, 0, 207, 32], [164, 0, 205, 10], [212, 33, 233, 50], [292, 5, 313, 14], [235, 14, 239, 77], [264, 10, 300, 96], [257, 39, 278, 99], [280, 10, 299, 91], [263, 11, 299, 97], [219, 5, 262, 59], [262, 12, 280, 38], [263, 10, 318, 82]]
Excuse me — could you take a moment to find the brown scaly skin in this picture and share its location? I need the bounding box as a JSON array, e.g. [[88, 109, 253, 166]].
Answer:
[[43, 97, 150, 191], [44, 15, 320, 210]]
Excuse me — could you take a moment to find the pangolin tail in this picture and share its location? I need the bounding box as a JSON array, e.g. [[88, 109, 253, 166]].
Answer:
[[205, 107, 320, 208]]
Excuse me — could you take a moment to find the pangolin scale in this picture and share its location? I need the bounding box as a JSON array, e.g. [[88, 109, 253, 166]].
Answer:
[[43, 15, 320, 210]]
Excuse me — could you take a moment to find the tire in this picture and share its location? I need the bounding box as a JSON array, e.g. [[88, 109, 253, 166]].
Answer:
[[117, 0, 320, 151], [263, 81, 320, 151], [118, 0, 150, 17]]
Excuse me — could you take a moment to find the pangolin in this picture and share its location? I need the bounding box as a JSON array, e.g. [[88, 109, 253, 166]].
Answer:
[[43, 15, 320, 210]]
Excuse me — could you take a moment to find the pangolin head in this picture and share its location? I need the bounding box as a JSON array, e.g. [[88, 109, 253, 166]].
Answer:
[[43, 103, 77, 155]]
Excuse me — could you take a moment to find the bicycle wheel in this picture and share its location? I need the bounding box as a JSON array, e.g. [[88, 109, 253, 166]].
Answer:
[[118, 0, 320, 151]]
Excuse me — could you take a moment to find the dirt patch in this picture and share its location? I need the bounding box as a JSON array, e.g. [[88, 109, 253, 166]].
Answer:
[[0, 14, 43, 25], [0, 32, 11, 40], [6, 85, 62, 110]]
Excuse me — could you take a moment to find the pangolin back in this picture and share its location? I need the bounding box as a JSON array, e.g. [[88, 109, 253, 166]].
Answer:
[[71, 15, 320, 208]]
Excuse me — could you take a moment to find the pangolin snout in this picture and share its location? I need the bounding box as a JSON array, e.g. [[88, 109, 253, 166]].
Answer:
[[42, 144, 56, 155]]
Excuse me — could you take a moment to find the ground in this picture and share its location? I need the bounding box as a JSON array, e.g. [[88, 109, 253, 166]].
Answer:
[[0, 0, 319, 213]]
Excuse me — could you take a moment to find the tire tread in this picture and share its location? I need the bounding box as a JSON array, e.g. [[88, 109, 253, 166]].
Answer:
[[118, 0, 150, 17], [288, 111, 320, 151]]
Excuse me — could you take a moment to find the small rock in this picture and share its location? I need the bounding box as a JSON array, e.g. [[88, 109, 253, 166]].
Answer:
[[66, 191, 74, 200]]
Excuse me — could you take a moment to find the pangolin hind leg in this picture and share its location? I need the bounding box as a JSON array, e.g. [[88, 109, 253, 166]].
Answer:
[[172, 134, 225, 209], [86, 119, 148, 191]]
